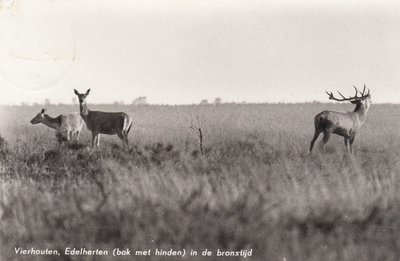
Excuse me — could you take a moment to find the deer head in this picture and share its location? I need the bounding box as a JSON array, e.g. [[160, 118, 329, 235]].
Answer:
[[326, 84, 371, 110], [74, 89, 91, 104], [30, 108, 46, 124]]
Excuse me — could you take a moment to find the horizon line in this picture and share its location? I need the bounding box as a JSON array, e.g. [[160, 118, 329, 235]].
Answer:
[[0, 101, 397, 106]]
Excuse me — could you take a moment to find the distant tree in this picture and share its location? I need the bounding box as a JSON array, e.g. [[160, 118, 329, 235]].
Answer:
[[113, 100, 124, 106], [214, 98, 222, 105], [200, 99, 209, 105], [44, 98, 51, 106], [132, 96, 147, 106], [72, 97, 77, 105]]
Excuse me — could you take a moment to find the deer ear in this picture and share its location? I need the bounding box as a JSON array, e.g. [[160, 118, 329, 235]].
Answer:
[[41, 108, 45, 113], [74, 89, 79, 95], [86, 89, 91, 95]]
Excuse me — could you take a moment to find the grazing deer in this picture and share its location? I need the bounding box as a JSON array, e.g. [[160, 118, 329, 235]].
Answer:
[[310, 85, 371, 153], [74, 89, 132, 149], [30, 108, 83, 147]]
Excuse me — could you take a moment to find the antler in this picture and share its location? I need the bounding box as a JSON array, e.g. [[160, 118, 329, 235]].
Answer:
[[359, 84, 370, 97], [326, 84, 370, 102]]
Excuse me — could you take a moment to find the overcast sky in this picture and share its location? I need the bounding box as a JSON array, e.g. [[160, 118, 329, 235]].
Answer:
[[0, 0, 399, 105]]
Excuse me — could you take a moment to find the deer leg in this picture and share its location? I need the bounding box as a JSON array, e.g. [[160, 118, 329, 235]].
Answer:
[[123, 133, 129, 149], [125, 135, 129, 149], [57, 137, 66, 151], [349, 135, 355, 154], [91, 133, 97, 149], [310, 130, 321, 153], [118, 132, 129, 149], [319, 131, 331, 151], [96, 134, 101, 147], [344, 137, 350, 153], [71, 130, 77, 141], [75, 131, 80, 141], [56, 132, 62, 150], [68, 130, 73, 142]]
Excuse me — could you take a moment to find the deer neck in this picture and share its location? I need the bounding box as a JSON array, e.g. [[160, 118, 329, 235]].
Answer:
[[42, 114, 61, 129], [79, 101, 90, 120], [353, 103, 368, 125]]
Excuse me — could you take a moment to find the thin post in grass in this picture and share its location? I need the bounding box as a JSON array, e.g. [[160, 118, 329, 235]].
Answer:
[[190, 116, 204, 156]]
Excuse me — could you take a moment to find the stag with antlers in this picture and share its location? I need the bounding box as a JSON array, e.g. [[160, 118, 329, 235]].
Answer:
[[309, 84, 371, 153]]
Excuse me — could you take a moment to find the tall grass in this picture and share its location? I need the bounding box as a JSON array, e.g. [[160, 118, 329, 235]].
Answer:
[[1, 103, 400, 260]]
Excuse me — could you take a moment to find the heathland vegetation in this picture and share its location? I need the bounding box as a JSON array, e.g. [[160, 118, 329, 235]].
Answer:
[[1, 103, 400, 260]]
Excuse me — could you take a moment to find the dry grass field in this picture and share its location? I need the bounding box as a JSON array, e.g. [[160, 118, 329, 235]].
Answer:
[[1, 103, 400, 261]]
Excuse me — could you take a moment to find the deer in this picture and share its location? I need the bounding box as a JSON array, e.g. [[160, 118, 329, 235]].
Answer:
[[309, 85, 371, 154], [74, 89, 133, 149], [30, 108, 84, 147]]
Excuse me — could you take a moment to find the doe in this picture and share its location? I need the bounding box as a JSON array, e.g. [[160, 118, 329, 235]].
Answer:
[[74, 89, 132, 149], [31, 108, 83, 147]]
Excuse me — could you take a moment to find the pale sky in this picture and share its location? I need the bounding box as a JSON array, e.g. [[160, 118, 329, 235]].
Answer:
[[0, 0, 399, 105]]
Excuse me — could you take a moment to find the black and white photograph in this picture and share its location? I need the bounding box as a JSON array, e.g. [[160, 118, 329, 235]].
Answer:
[[0, 0, 400, 260]]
